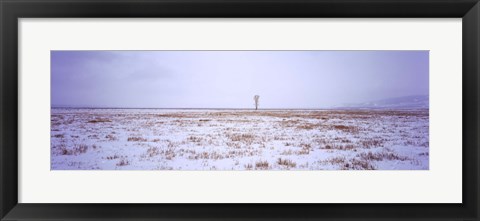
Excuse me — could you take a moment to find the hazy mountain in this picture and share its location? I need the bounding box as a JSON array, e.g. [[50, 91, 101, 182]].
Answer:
[[337, 95, 429, 109]]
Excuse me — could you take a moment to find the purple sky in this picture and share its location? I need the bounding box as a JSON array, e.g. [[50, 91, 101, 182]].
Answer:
[[51, 51, 428, 108]]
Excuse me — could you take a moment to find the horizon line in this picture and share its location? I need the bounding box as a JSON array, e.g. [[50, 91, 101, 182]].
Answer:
[[51, 106, 429, 110]]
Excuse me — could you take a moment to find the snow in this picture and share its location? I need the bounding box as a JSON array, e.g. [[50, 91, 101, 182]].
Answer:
[[51, 108, 429, 170]]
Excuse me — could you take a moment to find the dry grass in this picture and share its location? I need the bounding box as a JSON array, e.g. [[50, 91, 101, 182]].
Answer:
[[227, 133, 256, 143], [327, 156, 346, 165], [361, 139, 385, 148], [187, 136, 203, 143], [116, 158, 129, 166], [297, 123, 321, 130], [106, 154, 120, 160], [277, 158, 297, 168], [323, 143, 355, 151], [255, 160, 269, 170], [280, 149, 294, 155], [51, 108, 429, 170], [58, 144, 89, 155], [331, 125, 359, 133], [188, 151, 224, 160], [127, 136, 147, 142], [324, 156, 377, 170], [52, 134, 64, 138], [346, 158, 376, 170], [357, 151, 409, 161], [403, 140, 429, 147], [156, 113, 196, 118], [105, 134, 117, 141], [226, 142, 241, 149], [295, 143, 312, 155], [88, 118, 112, 123], [146, 147, 160, 157], [333, 137, 352, 143]]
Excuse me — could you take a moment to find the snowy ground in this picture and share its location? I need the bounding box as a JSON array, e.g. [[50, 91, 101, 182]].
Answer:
[[51, 108, 429, 170]]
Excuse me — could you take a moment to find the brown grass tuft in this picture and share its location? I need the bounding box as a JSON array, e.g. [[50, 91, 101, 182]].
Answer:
[[346, 158, 376, 170], [105, 134, 117, 141], [358, 151, 409, 161], [127, 137, 147, 142], [88, 118, 112, 123], [116, 158, 129, 166], [255, 160, 269, 170], [58, 144, 89, 155], [277, 158, 297, 168], [244, 163, 253, 170]]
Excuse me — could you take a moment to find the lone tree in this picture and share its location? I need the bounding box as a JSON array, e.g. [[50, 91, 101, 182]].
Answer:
[[253, 95, 260, 110]]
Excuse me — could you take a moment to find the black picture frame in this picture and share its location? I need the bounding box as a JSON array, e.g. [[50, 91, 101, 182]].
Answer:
[[1, 0, 479, 220]]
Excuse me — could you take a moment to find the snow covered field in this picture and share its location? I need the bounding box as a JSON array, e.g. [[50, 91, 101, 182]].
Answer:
[[51, 108, 429, 170]]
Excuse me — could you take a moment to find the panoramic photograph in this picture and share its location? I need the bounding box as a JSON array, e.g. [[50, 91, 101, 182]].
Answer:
[[51, 50, 429, 170]]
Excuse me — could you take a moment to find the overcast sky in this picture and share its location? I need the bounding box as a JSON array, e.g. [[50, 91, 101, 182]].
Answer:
[[51, 50, 428, 108]]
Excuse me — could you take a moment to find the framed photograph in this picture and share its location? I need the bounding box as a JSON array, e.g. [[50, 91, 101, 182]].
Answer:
[[49, 50, 430, 171], [1, 0, 479, 220]]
